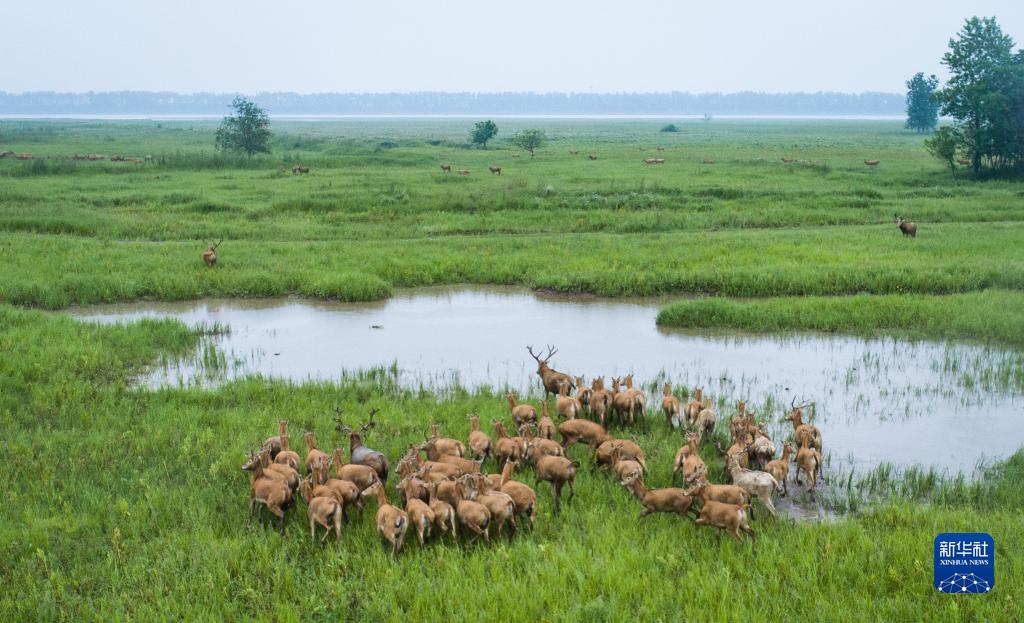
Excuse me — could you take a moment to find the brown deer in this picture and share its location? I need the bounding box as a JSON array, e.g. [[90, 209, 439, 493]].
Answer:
[[537, 401, 556, 440], [575, 376, 592, 415], [467, 415, 492, 461], [457, 169, 470, 176], [488, 165, 501, 175], [896, 215, 917, 238], [527, 345, 575, 398], [864, 159, 880, 166], [588, 377, 611, 426], [202, 239, 222, 267], [643, 158, 657, 164], [440, 163, 452, 173], [588, 154, 598, 160], [242, 450, 292, 534], [569, 150, 579, 155], [506, 392, 537, 428], [292, 165, 310, 174], [555, 381, 582, 420]]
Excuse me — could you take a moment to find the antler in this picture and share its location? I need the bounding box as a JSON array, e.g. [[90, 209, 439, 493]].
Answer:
[[526, 345, 541, 362], [213, 238, 223, 249], [333, 407, 353, 433], [362, 408, 379, 432], [544, 344, 558, 361]]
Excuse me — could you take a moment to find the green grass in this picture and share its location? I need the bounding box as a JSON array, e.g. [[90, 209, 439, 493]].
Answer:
[[1, 305, 1020, 621], [1, 119, 1023, 620], [657, 291, 1024, 347]]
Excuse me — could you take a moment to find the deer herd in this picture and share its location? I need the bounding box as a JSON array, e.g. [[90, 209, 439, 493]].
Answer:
[[241, 345, 827, 555]]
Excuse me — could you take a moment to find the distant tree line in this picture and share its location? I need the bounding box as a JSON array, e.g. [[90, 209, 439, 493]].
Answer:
[[0, 91, 904, 116]]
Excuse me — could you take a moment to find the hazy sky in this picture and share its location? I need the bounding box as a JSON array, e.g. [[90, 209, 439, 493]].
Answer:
[[4, 1, 1022, 93]]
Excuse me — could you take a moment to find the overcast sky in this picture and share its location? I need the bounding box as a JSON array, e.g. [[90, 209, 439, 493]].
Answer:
[[4, 1, 1022, 94]]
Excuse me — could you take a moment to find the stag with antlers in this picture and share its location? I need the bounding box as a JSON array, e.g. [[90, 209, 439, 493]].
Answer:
[[336, 407, 390, 483], [202, 239, 222, 267], [527, 345, 575, 398]]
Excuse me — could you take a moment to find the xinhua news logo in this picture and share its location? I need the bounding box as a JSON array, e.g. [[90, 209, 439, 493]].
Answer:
[[934, 533, 994, 593]]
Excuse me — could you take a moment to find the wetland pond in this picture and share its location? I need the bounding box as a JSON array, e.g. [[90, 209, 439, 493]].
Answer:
[[72, 286, 1022, 476]]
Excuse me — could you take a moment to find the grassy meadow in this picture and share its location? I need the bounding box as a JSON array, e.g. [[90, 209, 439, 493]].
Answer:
[[1, 118, 1022, 620]]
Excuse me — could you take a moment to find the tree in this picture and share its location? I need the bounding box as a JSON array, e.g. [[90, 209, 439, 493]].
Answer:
[[905, 73, 940, 132], [925, 126, 961, 176], [935, 17, 1022, 173], [512, 129, 546, 158], [469, 120, 498, 149], [215, 96, 271, 157]]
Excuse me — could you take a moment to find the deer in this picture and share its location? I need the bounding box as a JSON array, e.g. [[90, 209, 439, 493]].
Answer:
[[610, 377, 637, 426], [457, 169, 470, 176], [684, 388, 704, 426], [202, 239, 222, 267], [452, 477, 491, 543], [662, 383, 681, 427], [643, 158, 657, 164], [764, 442, 794, 497], [864, 159, 880, 166], [693, 499, 755, 549], [304, 432, 330, 475], [622, 375, 647, 423], [608, 442, 644, 485], [896, 215, 917, 238], [725, 452, 780, 518], [522, 425, 565, 464], [426, 481, 458, 541], [292, 165, 309, 174], [621, 471, 698, 521], [527, 345, 575, 398], [364, 481, 408, 555], [574, 376, 592, 415], [492, 420, 522, 469], [569, 150, 579, 155], [425, 423, 465, 459], [537, 401, 556, 440], [242, 450, 292, 534], [330, 447, 380, 492], [795, 436, 823, 497], [274, 434, 301, 471], [506, 392, 537, 429], [594, 438, 647, 473], [488, 165, 502, 175], [694, 398, 716, 439], [498, 460, 538, 530], [588, 154, 598, 160], [785, 399, 822, 455], [588, 377, 611, 425], [398, 477, 435, 546], [558, 416, 610, 451], [555, 381, 582, 420], [298, 479, 343, 543], [254, 446, 300, 493], [311, 460, 361, 516], [440, 163, 452, 173], [262, 419, 290, 460], [534, 455, 577, 514], [672, 432, 707, 484], [470, 475, 516, 538], [747, 425, 776, 470], [467, 415, 492, 462], [338, 408, 389, 483]]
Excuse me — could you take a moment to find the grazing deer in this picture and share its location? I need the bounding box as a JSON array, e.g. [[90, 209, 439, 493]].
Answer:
[[202, 239, 222, 267], [488, 165, 502, 175], [864, 159, 880, 166], [895, 215, 917, 238], [527, 345, 574, 398], [588, 154, 598, 160], [292, 165, 309, 174], [457, 169, 470, 176], [440, 163, 452, 173]]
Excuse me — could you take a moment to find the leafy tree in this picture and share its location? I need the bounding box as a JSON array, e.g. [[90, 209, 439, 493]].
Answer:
[[512, 129, 546, 158], [925, 126, 961, 176], [935, 17, 1022, 173], [469, 120, 498, 149], [905, 73, 940, 132], [215, 96, 271, 157]]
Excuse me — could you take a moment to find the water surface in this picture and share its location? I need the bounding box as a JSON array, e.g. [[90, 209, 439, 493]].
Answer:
[[72, 287, 1023, 474]]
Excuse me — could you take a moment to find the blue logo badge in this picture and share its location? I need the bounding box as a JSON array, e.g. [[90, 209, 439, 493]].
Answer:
[[934, 533, 994, 593]]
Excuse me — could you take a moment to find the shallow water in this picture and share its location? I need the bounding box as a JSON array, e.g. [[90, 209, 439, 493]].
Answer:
[[72, 286, 1023, 474]]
